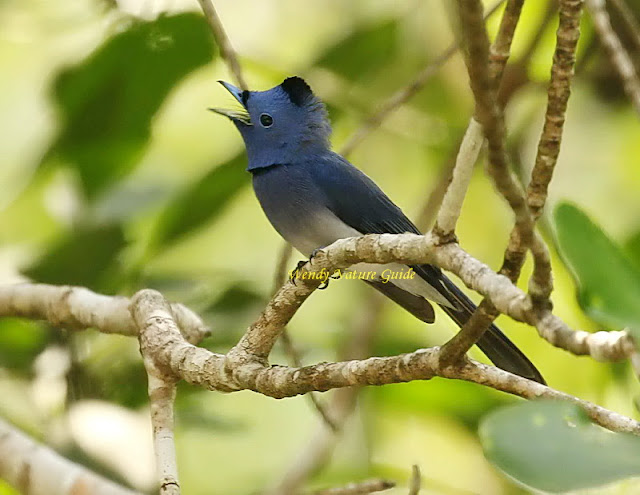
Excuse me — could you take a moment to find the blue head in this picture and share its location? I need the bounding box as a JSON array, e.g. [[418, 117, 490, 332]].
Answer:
[[210, 77, 331, 171]]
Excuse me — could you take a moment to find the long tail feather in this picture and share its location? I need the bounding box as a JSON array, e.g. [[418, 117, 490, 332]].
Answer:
[[437, 276, 545, 384], [366, 278, 545, 384]]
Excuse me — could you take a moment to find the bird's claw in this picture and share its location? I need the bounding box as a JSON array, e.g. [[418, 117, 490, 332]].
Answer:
[[290, 259, 310, 286], [290, 249, 336, 289], [309, 248, 324, 263]]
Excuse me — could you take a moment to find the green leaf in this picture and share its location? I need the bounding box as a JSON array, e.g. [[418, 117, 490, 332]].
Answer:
[[316, 20, 399, 79], [148, 154, 247, 253], [480, 401, 640, 492], [42, 13, 216, 199], [23, 223, 127, 292], [553, 202, 640, 338]]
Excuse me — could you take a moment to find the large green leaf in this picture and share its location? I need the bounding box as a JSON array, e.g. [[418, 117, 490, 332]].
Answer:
[[553, 202, 640, 339], [480, 401, 640, 492], [42, 13, 216, 199], [147, 154, 247, 253], [316, 20, 399, 79], [23, 223, 127, 292]]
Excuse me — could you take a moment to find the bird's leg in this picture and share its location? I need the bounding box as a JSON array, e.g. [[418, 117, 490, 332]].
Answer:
[[291, 248, 338, 289]]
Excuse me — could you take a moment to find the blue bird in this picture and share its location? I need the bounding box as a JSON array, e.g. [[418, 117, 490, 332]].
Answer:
[[211, 76, 544, 384]]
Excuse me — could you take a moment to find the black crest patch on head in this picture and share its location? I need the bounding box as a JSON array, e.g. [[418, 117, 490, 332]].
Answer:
[[280, 76, 314, 106], [241, 90, 250, 106]]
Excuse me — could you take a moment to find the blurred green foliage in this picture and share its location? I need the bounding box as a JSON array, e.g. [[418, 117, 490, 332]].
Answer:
[[554, 202, 640, 341], [317, 19, 399, 80], [148, 153, 246, 255], [40, 13, 217, 199], [0, 0, 639, 493], [24, 223, 126, 292], [480, 401, 640, 492]]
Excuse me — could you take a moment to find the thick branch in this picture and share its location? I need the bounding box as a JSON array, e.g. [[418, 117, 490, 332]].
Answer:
[[271, 242, 337, 431], [0, 418, 141, 495], [0, 284, 209, 344], [127, 289, 639, 434], [121, 232, 636, 436]]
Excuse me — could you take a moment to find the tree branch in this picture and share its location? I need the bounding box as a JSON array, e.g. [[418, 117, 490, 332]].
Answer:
[[585, 0, 640, 118], [195, 0, 248, 91], [0, 417, 141, 495], [270, 242, 338, 432], [439, 0, 583, 364], [133, 291, 181, 495], [308, 479, 395, 495], [111, 230, 636, 436], [433, 0, 527, 243], [0, 284, 209, 343], [339, 0, 507, 157], [407, 465, 421, 495], [126, 286, 639, 434], [264, 295, 383, 495]]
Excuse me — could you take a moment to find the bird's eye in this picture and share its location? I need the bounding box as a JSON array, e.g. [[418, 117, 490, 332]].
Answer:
[[259, 113, 274, 127]]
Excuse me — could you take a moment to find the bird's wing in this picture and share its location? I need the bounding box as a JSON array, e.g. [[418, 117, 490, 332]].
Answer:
[[310, 153, 451, 299], [308, 154, 545, 383]]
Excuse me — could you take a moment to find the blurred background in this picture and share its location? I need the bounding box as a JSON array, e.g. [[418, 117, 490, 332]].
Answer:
[[1, 0, 639, 493]]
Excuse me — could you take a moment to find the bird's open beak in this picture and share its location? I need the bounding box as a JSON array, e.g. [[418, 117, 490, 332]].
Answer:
[[208, 81, 252, 125]]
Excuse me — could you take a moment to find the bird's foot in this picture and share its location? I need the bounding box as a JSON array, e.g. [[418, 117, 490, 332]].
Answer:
[[289, 259, 307, 286]]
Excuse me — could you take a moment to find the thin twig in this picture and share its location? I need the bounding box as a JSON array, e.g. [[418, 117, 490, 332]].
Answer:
[[339, 0, 508, 157], [146, 374, 180, 495], [431, 118, 484, 241], [407, 465, 421, 495], [608, 0, 640, 53], [585, 0, 640, 118], [195, 0, 248, 90], [508, 0, 583, 298], [308, 479, 395, 495], [440, 0, 583, 364], [439, 0, 542, 364], [264, 294, 384, 495], [415, 151, 458, 231], [433, 0, 527, 243]]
